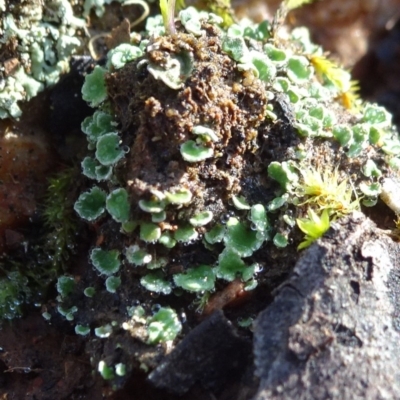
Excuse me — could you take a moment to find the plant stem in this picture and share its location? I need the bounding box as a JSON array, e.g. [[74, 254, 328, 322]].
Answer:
[[166, 0, 176, 35]]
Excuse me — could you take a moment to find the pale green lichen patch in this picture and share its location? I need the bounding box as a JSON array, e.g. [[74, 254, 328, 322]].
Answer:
[[250, 204, 269, 232], [189, 211, 213, 227], [174, 225, 199, 242], [84, 287, 96, 297], [57, 305, 78, 321], [268, 161, 299, 190], [95, 324, 113, 338], [125, 245, 152, 266], [140, 272, 172, 295], [159, 232, 177, 248], [215, 248, 249, 281], [273, 233, 289, 248], [106, 188, 130, 223], [139, 199, 166, 213], [151, 211, 167, 223], [98, 361, 114, 380], [165, 189, 192, 205], [147, 50, 194, 90], [75, 325, 91, 336], [286, 56, 312, 83], [204, 224, 225, 244], [56, 276, 76, 298], [81, 111, 116, 142], [222, 36, 249, 62], [74, 187, 107, 221], [82, 66, 108, 107], [107, 44, 143, 70], [0, 0, 86, 118], [231, 195, 251, 210], [105, 276, 121, 293], [140, 222, 162, 243], [147, 308, 182, 344], [115, 363, 126, 377], [173, 265, 216, 292], [95, 133, 125, 166], [180, 140, 214, 162], [192, 126, 220, 142], [90, 248, 121, 275], [224, 218, 265, 257]]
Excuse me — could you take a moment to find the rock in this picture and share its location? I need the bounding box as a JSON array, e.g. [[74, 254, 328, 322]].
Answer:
[[148, 310, 252, 395], [253, 212, 400, 400]]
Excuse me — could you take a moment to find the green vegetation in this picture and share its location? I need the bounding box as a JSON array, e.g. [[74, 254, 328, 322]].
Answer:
[[0, 167, 79, 320], [74, 187, 107, 221], [42, 168, 79, 269], [15, 0, 395, 386], [147, 307, 182, 344], [174, 265, 216, 292], [296, 209, 331, 249], [0, 271, 30, 320], [0, 0, 85, 118], [90, 248, 121, 275]]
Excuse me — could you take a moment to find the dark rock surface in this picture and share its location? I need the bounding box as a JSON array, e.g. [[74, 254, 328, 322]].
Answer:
[[148, 310, 253, 395], [253, 212, 400, 400]]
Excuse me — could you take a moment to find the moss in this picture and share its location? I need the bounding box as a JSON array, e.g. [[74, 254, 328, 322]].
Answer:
[[42, 167, 80, 269], [0, 270, 30, 320], [0, 167, 80, 321]]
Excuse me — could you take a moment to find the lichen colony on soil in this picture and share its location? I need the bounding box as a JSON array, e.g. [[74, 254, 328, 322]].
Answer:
[[53, 5, 400, 388]]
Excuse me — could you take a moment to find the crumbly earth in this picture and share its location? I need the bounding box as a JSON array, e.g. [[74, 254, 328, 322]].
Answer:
[[107, 23, 269, 220]]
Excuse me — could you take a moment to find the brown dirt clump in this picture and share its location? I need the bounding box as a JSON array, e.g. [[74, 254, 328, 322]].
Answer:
[[106, 23, 268, 221]]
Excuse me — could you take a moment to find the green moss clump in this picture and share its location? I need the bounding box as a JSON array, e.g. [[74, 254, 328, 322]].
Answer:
[[0, 271, 30, 320], [0, 167, 80, 321], [42, 168, 79, 269]]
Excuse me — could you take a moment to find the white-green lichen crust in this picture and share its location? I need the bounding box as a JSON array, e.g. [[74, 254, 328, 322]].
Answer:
[[224, 218, 265, 257], [216, 248, 246, 281], [180, 140, 214, 162], [0, 0, 90, 118], [95, 324, 113, 338], [107, 44, 143, 70]]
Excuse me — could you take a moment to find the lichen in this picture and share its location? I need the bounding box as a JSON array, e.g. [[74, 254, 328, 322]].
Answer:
[[0, 0, 86, 118], [48, 2, 400, 387], [0, 0, 149, 119]]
